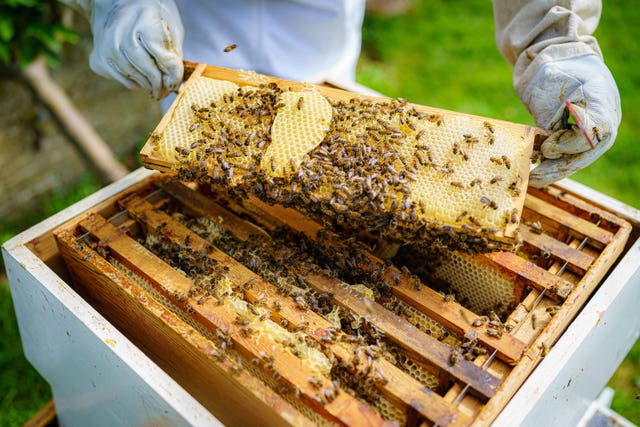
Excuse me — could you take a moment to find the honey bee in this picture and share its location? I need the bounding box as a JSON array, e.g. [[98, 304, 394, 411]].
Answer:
[[592, 126, 602, 142], [546, 305, 560, 316], [531, 313, 538, 330], [526, 220, 544, 234], [224, 43, 237, 52], [291, 321, 309, 333], [308, 376, 323, 389], [510, 208, 519, 224], [501, 155, 511, 169], [450, 181, 465, 189], [486, 327, 502, 337], [490, 175, 504, 184], [541, 342, 549, 357], [489, 156, 503, 166], [455, 210, 468, 222], [296, 96, 304, 110], [472, 318, 484, 327], [459, 309, 472, 325], [480, 196, 498, 210], [468, 216, 482, 227], [483, 121, 495, 134], [463, 134, 479, 144], [449, 346, 461, 366], [470, 178, 482, 187]]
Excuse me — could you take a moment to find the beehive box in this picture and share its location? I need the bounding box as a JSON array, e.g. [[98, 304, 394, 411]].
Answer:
[[46, 168, 632, 426], [140, 63, 549, 253]]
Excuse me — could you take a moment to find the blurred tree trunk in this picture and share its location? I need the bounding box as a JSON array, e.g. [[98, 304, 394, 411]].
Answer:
[[23, 56, 129, 183]]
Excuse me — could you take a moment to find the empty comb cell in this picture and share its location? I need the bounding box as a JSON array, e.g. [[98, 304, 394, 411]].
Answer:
[[142, 65, 540, 253]]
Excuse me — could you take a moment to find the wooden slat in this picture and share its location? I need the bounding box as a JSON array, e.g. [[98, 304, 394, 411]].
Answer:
[[527, 185, 626, 232], [484, 251, 574, 300], [123, 196, 469, 426], [389, 284, 525, 364], [302, 271, 501, 400], [77, 214, 386, 427], [152, 187, 502, 399], [519, 226, 594, 272], [175, 186, 525, 365], [22, 400, 57, 427], [524, 195, 613, 245], [55, 231, 312, 427]]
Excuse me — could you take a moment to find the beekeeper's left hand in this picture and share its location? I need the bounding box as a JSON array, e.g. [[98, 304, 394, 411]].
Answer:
[[521, 54, 621, 187]]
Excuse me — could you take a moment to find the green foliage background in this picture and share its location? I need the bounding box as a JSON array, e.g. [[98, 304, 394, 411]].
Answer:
[[0, 0, 77, 68], [1, 1, 638, 425]]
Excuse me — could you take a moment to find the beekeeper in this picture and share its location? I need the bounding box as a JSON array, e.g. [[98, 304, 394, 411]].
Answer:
[[64, 0, 620, 188]]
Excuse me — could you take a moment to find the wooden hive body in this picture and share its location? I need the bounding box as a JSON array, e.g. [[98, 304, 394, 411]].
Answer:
[[52, 171, 631, 426]]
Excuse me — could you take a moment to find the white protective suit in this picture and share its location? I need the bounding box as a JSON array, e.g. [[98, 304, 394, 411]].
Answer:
[[64, 0, 620, 187]]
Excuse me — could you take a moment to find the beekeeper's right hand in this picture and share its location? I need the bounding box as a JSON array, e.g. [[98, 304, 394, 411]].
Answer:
[[64, 0, 184, 99]]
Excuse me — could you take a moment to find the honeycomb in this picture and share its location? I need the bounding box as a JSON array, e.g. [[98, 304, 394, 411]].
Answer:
[[430, 251, 515, 315], [109, 256, 335, 427], [398, 356, 441, 391], [148, 75, 533, 253], [332, 365, 407, 424], [155, 78, 239, 166], [262, 90, 332, 177], [392, 299, 452, 342], [144, 234, 333, 378]]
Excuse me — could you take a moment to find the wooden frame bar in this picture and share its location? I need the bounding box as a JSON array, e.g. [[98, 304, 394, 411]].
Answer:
[[122, 195, 470, 426], [169, 182, 526, 365], [76, 214, 386, 427], [48, 171, 632, 427]]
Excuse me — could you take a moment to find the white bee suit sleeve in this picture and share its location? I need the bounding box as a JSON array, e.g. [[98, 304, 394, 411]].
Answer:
[[174, 0, 364, 82], [159, 0, 365, 110], [492, 0, 621, 187]]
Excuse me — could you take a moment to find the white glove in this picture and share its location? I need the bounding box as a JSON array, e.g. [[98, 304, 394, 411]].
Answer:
[[520, 54, 621, 187], [86, 0, 184, 99]]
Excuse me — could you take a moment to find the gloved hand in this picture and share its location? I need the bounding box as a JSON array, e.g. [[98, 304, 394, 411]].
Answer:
[[86, 0, 184, 99], [519, 55, 621, 188]]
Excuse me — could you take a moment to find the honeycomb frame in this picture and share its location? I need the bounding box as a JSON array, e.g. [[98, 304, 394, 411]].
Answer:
[[141, 64, 544, 254]]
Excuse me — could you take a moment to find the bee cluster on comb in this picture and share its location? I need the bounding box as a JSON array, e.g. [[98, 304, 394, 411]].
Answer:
[[147, 75, 533, 253]]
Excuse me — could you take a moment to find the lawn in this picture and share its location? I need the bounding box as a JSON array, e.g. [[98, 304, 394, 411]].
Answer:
[[1, 1, 638, 425]]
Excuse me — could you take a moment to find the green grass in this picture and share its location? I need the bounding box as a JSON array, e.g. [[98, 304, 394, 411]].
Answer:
[[1, 0, 638, 424], [0, 284, 52, 426], [610, 339, 640, 422], [0, 171, 100, 426]]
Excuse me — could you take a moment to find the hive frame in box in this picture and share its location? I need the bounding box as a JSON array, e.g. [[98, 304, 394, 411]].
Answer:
[[3, 166, 639, 427], [493, 179, 640, 427], [2, 168, 221, 427]]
